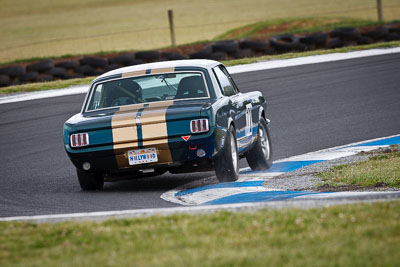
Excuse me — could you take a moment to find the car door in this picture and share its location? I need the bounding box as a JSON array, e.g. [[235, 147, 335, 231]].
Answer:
[[213, 65, 252, 152]]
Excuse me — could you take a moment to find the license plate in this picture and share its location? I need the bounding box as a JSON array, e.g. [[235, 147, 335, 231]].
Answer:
[[128, 147, 158, 165]]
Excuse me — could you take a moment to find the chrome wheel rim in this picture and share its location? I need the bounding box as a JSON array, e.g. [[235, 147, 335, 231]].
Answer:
[[259, 124, 270, 160], [231, 132, 238, 171]]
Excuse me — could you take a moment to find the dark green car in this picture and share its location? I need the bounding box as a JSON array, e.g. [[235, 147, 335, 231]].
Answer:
[[64, 60, 273, 190]]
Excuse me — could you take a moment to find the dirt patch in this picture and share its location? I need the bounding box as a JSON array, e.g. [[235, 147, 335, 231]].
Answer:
[[310, 182, 392, 192]]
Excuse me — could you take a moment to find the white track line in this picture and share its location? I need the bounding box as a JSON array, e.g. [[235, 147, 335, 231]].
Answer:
[[1, 47, 399, 105], [161, 134, 400, 205]]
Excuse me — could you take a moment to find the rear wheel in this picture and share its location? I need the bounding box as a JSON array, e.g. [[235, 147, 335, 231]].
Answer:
[[215, 126, 239, 182], [77, 168, 104, 191], [246, 118, 273, 171]]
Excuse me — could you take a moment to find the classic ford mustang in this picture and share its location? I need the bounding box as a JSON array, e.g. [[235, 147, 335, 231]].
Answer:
[[64, 59, 273, 190]]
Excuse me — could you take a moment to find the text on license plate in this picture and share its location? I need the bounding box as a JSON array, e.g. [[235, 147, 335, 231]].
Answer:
[[128, 147, 158, 165]]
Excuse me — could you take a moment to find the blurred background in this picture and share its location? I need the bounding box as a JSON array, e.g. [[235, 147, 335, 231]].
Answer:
[[1, 0, 399, 64]]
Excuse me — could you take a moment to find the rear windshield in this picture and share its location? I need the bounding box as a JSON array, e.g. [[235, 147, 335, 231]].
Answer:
[[86, 72, 208, 111]]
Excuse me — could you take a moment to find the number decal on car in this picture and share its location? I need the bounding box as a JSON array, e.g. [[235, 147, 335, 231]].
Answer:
[[245, 103, 252, 136]]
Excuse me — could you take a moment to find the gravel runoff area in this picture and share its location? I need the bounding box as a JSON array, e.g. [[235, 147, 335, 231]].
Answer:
[[263, 148, 399, 192]]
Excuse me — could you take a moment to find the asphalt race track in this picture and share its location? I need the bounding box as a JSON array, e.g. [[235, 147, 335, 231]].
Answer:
[[1, 53, 399, 217]]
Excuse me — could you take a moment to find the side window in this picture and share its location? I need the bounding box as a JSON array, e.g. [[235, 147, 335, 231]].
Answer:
[[88, 84, 103, 110], [213, 66, 237, 97]]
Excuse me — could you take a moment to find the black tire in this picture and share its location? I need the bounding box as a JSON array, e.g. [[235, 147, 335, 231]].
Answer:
[[299, 32, 327, 46], [46, 67, 67, 77], [19, 72, 39, 82], [246, 118, 273, 171], [386, 23, 400, 34], [79, 57, 108, 68], [232, 48, 254, 59], [240, 39, 269, 52], [330, 27, 360, 41], [209, 51, 228, 60], [326, 37, 344, 49], [385, 33, 400, 41], [0, 75, 10, 87], [362, 27, 388, 40], [77, 168, 104, 191], [27, 59, 54, 73], [212, 40, 239, 53], [55, 60, 79, 70], [357, 36, 373, 45], [0, 65, 26, 77], [135, 51, 161, 61], [75, 65, 96, 75], [161, 52, 188, 60], [108, 53, 136, 65], [189, 45, 212, 59], [215, 126, 239, 182], [270, 34, 305, 53], [105, 64, 121, 71]]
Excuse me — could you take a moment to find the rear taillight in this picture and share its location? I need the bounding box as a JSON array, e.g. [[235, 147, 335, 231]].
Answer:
[[190, 119, 209, 133], [70, 133, 89, 148]]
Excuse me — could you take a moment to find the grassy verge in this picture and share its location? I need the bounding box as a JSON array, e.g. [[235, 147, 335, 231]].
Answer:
[[0, 77, 94, 95], [2, 41, 399, 96], [1, 201, 400, 266], [318, 145, 400, 188], [2, 0, 400, 63]]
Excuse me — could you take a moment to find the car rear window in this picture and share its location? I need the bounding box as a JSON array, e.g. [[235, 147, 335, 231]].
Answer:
[[86, 72, 208, 111]]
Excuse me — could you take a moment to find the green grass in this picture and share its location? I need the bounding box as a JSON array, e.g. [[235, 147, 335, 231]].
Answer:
[[318, 146, 400, 187], [0, 77, 94, 95], [1, 0, 400, 63], [1, 201, 400, 266], [2, 40, 399, 95]]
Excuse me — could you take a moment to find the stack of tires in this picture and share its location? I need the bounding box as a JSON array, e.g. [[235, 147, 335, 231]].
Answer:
[[1, 23, 399, 88]]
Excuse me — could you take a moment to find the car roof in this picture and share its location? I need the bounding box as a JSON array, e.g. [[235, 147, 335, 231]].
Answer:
[[95, 59, 221, 82]]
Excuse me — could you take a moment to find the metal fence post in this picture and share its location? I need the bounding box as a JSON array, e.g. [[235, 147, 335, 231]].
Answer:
[[168, 9, 176, 46], [377, 0, 383, 21]]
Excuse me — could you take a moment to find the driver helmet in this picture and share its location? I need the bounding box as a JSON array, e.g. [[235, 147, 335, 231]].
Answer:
[[118, 79, 142, 100]]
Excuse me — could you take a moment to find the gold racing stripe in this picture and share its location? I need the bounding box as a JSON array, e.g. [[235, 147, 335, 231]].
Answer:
[[140, 101, 174, 164], [150, 67, 175, 74], [111, 66, 176, 168], [112, 107, 139, 168], [122, 70, 146, 78]]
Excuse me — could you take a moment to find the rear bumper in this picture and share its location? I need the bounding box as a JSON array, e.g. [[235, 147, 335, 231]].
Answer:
[[65, 130, 219, 173]]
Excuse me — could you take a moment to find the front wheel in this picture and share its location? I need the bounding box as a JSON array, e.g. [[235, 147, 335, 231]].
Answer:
[[215, 126, 239, 182], [246, 118, 273, 171], [77, 168, 104, 191]]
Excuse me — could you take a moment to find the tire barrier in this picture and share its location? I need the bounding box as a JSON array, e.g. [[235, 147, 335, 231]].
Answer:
[[26, 59, 54, 73], [326, 37, 344, 49], [1, 23, 399, 87], [161, 52, 188, 60], [330, 27, 360, 41], [299, 32, 327, 47], [212, 40, 239, 53], [209, 52, 228, 60], [189, 45, 213, 59], [270, 34, 306, 52], [135, 51, 161, 61], [55, 60, 79, 70], [108, 53, 137, 66], [0, 65, 26, 77], [79, 57, 108, 68], [363, 27, 389, 40], [240, 39, 269, 52]]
